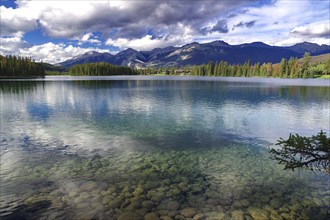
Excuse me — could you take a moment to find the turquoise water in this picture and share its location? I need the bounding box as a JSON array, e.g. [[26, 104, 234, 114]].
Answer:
[[0, 76, 329, 220]]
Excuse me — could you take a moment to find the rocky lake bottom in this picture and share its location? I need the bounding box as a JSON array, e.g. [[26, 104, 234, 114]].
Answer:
[[1, 137, 329, 220]]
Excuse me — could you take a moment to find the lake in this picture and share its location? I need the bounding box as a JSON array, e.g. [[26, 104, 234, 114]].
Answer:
[[0, 76, 329, 220]]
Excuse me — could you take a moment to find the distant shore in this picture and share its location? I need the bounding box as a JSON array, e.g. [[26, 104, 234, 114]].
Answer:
[[0, 76, 45, 79], [1, 74, 330, 80]]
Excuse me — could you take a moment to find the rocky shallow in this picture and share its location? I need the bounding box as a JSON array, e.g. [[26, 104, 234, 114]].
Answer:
[[1, 144, 329, 220]]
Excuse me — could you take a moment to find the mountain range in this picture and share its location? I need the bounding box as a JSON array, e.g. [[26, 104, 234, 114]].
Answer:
[[59, 41, 330, 68]]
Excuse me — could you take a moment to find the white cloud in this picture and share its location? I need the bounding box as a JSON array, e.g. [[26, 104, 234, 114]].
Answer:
[[77, 33, 101, 45], [275, 37, 330, 47], [0, 37, 113, 64], [0, 0, 251, 39], [0, 36, 29, 54], [0, 5, 38, 36], [105, 23, 195, 50], [21, 43, 112, 63], [106, 34, 191, 51], [196, 0, 330, 46], [290, 21, 330, 38]]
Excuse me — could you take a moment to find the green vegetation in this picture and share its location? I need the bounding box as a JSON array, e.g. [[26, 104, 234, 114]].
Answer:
[[2, 53, 329, 79], [318, 75, 330, 79], [141, 53, 330, 78], [0, 55, 45, 78], [69, 62, 138, 76], [270, 131, 330, 172], [43, 63, 67, 75]]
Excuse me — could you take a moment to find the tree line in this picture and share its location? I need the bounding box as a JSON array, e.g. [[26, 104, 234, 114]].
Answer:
[[142, 53, 330, 78], [1, 53, 329, 78], [68, 62, 138, 76], [0, 55, 45, 78]]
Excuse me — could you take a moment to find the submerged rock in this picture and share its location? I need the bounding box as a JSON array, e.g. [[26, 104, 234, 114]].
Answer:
[[193, 213, 206, 220], [270, 212, 283, 220], [248, 207, 270, 220], [231, 210, 244, 220], [141, 200, 154, 209], [180, 207, 197, 218], [160, 216, 173, 220], [125, 202, 140, 211], [145, 212, 160, 220], [204, 211, 226, 220], [79, 181, 98, 191], [166, 201, 181, 211], [109, 198, 124, 209], [174, 215, 185, 220], [133, 187, 144, 197], [269, 198, 283, 209], [117, 211, 143, 220]]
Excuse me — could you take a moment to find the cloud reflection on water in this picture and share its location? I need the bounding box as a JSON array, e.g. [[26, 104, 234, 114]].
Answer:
[[0, 78, 329, 155]]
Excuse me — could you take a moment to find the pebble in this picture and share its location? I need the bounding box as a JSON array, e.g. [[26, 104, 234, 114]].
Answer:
[[181, 208, 197, 218], [145, 212, 160, 220], [118, 211, 143, 220], [174, 215, 185, 220], [109, 198, 124, 209], [248, 207, 270, 220], [204, 211, 225, 220], [193, 213, 206, 220], [167, 201, 181, 211], [160, 216, 173, 220], [231, 210, 244, 220], [141, 200, 154, 209], [269, 198, 283, 209]]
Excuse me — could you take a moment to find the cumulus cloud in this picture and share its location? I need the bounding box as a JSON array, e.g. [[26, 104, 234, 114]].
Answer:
[[0, 36, 29, 54], [77, 33, 101, 45], [290, 21, 330, 38], [105, 22, 195, 51], [0, 0, 252, 39], [0, 36, 113, 64], [210, 0, 330, 46], [19, 43, 112, 64], [106, 35, 185, 51], [0, 5, 38, 36]]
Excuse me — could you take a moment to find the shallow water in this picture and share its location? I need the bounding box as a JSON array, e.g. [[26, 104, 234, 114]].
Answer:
[[0, 76, 329, 220]]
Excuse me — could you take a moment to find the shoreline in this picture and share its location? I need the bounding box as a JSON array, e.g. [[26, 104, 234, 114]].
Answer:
[[1, 75, 329, 86], [0, 76, 45, 79]]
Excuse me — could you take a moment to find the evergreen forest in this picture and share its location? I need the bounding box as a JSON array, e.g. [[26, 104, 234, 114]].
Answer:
[[68, 62, 138, 76], [139, 53, 330, 78], [0, 55, 45, 78], [1, 53, 330, 79]]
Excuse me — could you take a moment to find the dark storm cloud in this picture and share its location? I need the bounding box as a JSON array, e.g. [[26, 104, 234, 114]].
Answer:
[[200, 19, 229, 35], [232, 20, 256, 30], [235, 20, 256, 28], [211, 19, 229, 33], [291, 29, 330, 38], [26, 0, 255, 39]]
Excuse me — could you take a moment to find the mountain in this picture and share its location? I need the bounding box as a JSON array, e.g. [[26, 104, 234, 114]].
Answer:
[[60, 51, 114, 67], [111, 48, 147, 67], [286, 42, 330, 55], [59, 41, 330, 68], [43, 63, 68, 72]]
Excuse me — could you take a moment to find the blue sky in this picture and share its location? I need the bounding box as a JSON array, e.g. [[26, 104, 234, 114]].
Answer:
[[0, 0, 329, 64]]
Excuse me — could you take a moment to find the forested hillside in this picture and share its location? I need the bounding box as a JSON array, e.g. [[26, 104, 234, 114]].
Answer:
[[1, 53, 329, 79], [0, 55, 45, 78], [69, 62, 138, 76], [139, 53, 330, 78]]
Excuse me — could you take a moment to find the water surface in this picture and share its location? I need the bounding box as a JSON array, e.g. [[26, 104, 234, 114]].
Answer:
[[0, 76, 329, 220]]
